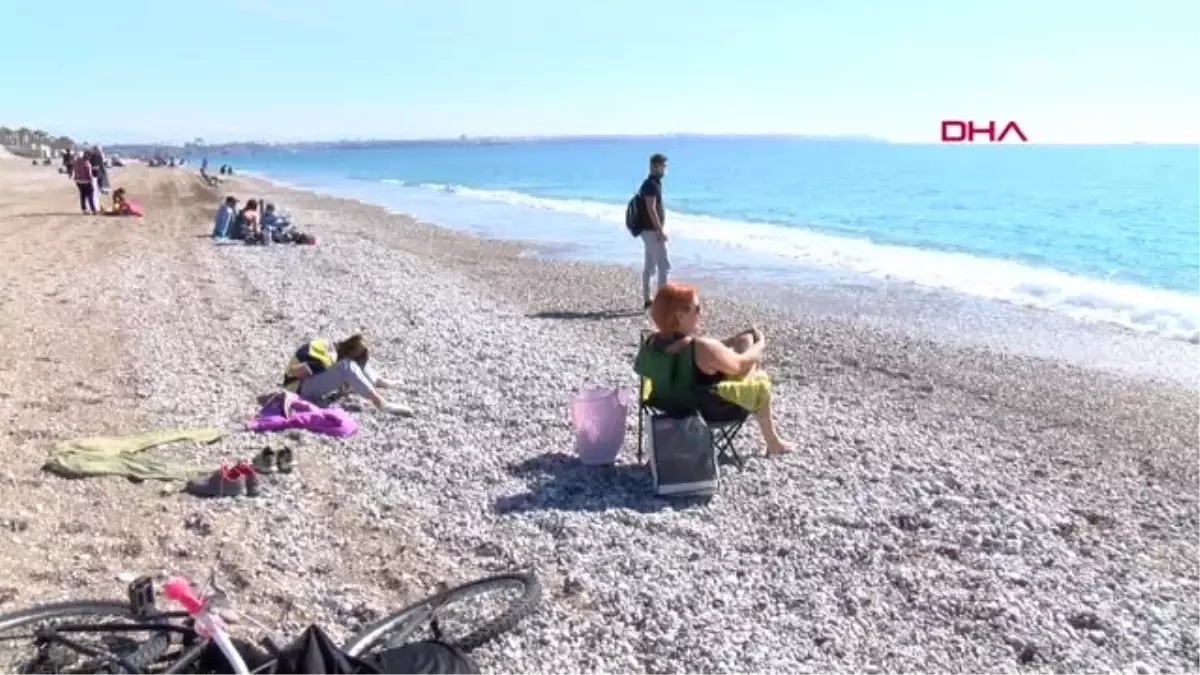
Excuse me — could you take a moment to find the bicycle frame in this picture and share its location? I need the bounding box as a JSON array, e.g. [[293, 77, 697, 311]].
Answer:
[[29, 615, 195, 674]]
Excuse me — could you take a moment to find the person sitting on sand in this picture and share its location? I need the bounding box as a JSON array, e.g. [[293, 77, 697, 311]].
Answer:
[[103, 188, 143, 217], [282, 334, 412, 416], [647, 282, 792, 455], [260, 203, 291, 241], [211, 196, 238, 239], [233, 199, 260, 240]]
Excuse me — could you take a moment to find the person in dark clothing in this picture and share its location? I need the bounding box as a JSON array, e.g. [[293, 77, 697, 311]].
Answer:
[[87, 147, 111, 194], [230, 199, 260, 240], [638, 153, 670, 309]]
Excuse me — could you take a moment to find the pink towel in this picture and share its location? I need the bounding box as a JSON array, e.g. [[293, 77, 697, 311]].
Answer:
[[246, 392, 358, 437]]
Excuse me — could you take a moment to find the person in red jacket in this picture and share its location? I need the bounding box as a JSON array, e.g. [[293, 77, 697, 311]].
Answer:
[[72, 153, 97, 214]]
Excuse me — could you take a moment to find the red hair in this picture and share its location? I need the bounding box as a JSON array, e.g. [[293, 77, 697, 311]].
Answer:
[[650, 282, 698, 334]]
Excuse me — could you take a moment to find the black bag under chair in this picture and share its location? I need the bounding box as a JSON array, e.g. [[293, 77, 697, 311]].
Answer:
[[633, 331, 750, 496]]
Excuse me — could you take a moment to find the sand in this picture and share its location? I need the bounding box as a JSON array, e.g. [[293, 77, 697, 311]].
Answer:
[[0, 162, 1196, 673]]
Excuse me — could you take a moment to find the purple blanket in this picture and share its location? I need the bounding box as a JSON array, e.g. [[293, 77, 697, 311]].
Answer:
[[246, 392, 358, 437]]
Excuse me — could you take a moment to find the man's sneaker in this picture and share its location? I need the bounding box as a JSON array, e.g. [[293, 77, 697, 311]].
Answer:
[[276, 447, 295, 474], [184, 465, 245, 499], [233, 462, 262, 498], [252, 447, 277, 474]]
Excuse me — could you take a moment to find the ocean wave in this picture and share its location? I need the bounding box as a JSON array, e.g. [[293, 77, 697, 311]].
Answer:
[[394, 180, 1200, 344]]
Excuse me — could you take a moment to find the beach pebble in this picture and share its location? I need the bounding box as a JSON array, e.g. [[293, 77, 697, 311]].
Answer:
[[0, 169, 1194, 674]]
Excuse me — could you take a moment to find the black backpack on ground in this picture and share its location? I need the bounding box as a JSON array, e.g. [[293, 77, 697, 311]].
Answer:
[[196, 625, 479, 674]]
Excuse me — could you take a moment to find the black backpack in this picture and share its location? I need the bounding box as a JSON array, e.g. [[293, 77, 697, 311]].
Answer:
[[624, 194, 643, 237], [205, 625, 480, 674]]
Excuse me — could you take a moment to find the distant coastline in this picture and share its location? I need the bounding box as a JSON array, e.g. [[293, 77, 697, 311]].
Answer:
[[104, 133, 889, 157]]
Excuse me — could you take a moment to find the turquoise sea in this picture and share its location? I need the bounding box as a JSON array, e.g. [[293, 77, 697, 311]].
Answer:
[[229, 137, 1199, 345]]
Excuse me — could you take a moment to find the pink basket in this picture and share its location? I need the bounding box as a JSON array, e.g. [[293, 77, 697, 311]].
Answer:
[[569, 387, 630, 466]]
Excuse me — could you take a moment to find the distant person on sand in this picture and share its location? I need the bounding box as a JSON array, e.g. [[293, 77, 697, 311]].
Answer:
[[637, 153, 671, 309], [282, 334, 412, 415], [211, 196, 238, 239], [72, 153, 97, 215], [648, 282, 792, 455]]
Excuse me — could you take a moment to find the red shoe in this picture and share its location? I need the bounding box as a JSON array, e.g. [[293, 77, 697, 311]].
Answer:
[[232, 461, 261, 498], [184, 464, 246, 499]]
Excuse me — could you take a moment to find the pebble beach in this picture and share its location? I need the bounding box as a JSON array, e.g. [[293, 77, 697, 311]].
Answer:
[[0, 160, 1196, 673]]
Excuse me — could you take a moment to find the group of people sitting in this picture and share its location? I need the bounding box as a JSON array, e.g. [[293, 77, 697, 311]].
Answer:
[[210, 196, 314, 245]]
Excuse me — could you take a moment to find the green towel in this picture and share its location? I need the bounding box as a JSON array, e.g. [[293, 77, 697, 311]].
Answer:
[[44, 428, 227, 481]]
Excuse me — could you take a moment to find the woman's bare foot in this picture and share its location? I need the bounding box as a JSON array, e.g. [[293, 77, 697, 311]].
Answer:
[[765, 440, 793, 456]]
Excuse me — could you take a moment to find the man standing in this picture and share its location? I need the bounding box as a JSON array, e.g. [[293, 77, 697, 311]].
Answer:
[[638, 153, 670, 309]]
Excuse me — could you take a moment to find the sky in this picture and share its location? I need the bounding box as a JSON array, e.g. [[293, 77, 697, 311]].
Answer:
[[1, 0, 1197, 144]]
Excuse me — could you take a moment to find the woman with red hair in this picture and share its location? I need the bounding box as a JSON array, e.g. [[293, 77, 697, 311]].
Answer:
[[647, 282, 791, 456]]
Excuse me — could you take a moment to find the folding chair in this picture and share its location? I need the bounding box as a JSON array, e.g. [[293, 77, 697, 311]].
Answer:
[[633, 331, 748, 469]]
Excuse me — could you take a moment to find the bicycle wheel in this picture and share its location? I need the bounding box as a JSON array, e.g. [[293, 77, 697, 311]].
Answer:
[[0, 601, 135, 673], [343, 572, 542, 657], [0, 595, 189, 667]]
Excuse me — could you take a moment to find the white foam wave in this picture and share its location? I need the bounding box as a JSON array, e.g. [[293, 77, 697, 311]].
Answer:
[[405, 181, 1200, 343]]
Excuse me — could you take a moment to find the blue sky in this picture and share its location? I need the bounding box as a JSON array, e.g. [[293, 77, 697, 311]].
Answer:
[[2, 0, 1196, 144]]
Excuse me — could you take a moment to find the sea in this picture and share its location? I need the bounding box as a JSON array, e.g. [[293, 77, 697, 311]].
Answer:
[[226, 137, 1199, 385]]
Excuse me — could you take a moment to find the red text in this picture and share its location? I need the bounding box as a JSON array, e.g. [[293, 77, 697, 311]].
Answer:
[[941, 120, 1028, 143]]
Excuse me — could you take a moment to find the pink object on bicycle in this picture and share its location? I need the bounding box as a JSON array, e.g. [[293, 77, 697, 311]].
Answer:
[[162, 577, 204, 615]]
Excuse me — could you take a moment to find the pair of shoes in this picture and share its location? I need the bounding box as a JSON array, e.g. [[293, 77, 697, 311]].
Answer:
[[252, 446, 294, 474], [184, 462, 261, 498]]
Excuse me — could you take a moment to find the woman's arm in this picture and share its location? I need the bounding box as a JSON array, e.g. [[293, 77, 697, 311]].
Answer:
[[695, 336, 763, 378]]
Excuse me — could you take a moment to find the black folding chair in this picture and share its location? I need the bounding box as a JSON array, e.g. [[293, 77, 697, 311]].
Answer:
[[634, 331, 748, 469]]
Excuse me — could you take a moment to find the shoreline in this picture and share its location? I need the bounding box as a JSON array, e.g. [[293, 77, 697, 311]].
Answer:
[[1, 162, 1197, 673], [239, 168, 1200, 388], [224, 143, 1199, 350]]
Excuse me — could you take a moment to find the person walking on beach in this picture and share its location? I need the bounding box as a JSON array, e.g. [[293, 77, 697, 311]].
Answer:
[[89, 146, 111, 196], [637, 153, 671, 309], [72, 152, 97, 214]]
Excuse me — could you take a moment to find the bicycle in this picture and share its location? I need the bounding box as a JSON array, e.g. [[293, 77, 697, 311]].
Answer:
[[0, 570, 541, 674]]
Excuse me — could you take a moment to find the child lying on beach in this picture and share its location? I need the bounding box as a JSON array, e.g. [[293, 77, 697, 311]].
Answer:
[[282, 333, 412, 416], [646, 282, 792, 455], [103, 188, 143, 217]]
